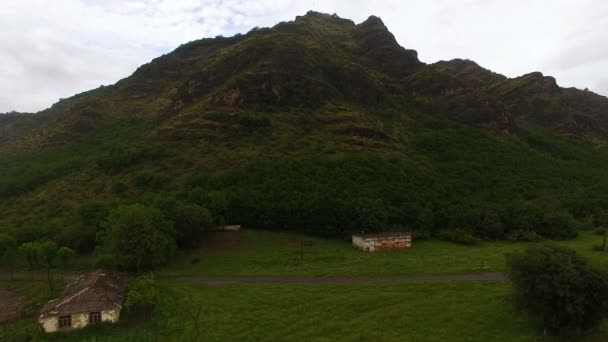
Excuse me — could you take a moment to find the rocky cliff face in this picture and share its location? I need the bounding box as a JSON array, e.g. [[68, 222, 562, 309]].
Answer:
[[2, 10, 608, 152]]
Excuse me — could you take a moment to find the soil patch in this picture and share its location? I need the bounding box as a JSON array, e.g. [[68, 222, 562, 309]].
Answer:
[[199, 231, 250, 255], [0, 289, 21, 323]]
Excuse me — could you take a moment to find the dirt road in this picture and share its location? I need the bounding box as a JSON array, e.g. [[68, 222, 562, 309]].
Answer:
[[177, 272, 506, 286]]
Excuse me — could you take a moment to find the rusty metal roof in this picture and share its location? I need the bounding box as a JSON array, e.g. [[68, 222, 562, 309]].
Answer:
[[39, 271, 126, 318], [352, 232, 412, 239]]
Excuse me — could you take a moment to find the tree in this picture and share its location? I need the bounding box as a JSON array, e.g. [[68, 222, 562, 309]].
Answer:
[[19, 242, 39, 278], [506, 245, 608, 338], [56, 246, 75, 268], [104, 204, 176, 273], [0, 234, 18, 279], [173, 203, 213, 249], [18, 241, 73, 289], [36, 241, 59, 290], [125, 274, 159, 321]]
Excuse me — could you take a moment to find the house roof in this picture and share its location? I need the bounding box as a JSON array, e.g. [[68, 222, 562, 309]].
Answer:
[[352, 232, 412, 239], [39, 271, 126, 319]]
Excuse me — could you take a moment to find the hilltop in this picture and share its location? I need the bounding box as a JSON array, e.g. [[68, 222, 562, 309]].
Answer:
[[1, 11, 608, 251]]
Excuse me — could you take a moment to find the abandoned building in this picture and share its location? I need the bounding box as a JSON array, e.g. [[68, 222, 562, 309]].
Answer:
[[352, 232, 412, 252], [39, 271, 126, 333], [216, 224, 242, 231]]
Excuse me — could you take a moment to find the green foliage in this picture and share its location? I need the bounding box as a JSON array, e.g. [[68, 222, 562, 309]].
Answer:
[[133, 171, 170, 190], [56, 246, 75, 267], [507, 229, 540, 242], [0, 119, 150, 198], [438, 229, 481, 245], [0, 233, 18, 271], [506, 245, 608, 336], [18, 242, 38, 269], [103, 204, 176, 272], [172, 203, 213, 248], [4, 13, 608, 247], [17, 240, 73, 290], [125, 274, 160, 309]]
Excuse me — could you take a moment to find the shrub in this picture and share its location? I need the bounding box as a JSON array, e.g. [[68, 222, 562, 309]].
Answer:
[[507, 229, 540, 242], [536, 212, 578, 239], [438, 229, 480, 245], [506, 245, 608, 337], [94, 254, 117, 269], [111, 182, 128, 196], [102, 204, 176, 272], [133, 171, 170, 190]]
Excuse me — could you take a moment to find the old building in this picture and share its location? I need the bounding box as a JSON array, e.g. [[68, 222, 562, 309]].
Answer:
[[216, 224, 242, 231], [352, 232, 412, 252], [39, 271, 126, 333]]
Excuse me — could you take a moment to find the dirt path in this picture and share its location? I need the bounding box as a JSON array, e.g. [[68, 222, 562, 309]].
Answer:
[[176, 272, 506, 286], [0, 289, 21, 323]]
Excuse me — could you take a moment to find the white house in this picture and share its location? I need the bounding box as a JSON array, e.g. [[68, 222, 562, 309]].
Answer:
[[39, 271, 126, 333]]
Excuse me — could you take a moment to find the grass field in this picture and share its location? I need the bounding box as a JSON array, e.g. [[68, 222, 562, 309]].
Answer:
[[3, 230, 608, 341], [6, 279, 608, 341], [162, 229, 608, 277], [10, 281, 538, 342]]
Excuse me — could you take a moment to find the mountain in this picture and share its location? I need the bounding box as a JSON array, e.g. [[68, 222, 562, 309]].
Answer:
[[2, 11, 608, 251]]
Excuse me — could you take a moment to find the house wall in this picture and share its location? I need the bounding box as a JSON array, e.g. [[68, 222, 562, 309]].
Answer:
[[352, 235, 412, 252], [102, 308, 120, 323], [352, 235, 369, 250], [40, 316, 58, 333], [71, 312, 89, 329], [40, 308, 121, 333]]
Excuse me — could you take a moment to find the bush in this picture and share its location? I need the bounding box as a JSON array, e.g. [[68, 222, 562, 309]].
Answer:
[[507, 229, 540, 242], [506, 245, 608, 337], [133, 172, 170, 190], [94, 254, 117, 269], [438, 229, 480, 245], [536, 212, 578, 239], [102, 204, 176, 272], [111, 182, 128, 196]]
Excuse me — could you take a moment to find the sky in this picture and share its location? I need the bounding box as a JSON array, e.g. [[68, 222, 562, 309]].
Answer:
[[1, 0, 607, 113]]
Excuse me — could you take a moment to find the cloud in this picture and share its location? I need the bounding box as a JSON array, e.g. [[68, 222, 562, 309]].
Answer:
[[0, 0, 607, 112]]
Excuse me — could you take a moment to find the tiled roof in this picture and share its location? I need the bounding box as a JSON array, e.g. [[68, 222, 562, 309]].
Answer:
[[39, 271, 126, 318]]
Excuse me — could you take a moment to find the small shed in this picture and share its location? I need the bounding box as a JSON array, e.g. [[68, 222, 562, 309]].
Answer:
[[352, 232, 412, 252], [39, 271, 126, 333], [216, 225, 242, 231]]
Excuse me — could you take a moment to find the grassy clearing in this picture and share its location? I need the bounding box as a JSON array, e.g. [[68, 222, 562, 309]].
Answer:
[[37, 281, 539, 342], [162, 229, 608, 277], [0, 279, 62, 341]]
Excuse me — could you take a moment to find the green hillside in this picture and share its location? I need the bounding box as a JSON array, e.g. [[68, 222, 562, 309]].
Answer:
[[2, 11, 608, 253]]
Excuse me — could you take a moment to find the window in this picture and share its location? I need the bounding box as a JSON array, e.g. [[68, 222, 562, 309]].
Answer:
[[59, 315, 71, 328], [89, 311, 102, 324]]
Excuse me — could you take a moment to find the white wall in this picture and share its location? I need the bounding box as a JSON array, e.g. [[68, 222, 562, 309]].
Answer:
[[40, 308, 121, 333]]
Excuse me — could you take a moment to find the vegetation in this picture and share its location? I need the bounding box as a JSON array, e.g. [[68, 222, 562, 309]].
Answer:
[[101, 204, 176, 273], [17, 240, 73, 290], [162, 229, 608, 277], [2, 10, 608, 340], [506, 245, 608, 337], [2, 281, 541, 341]]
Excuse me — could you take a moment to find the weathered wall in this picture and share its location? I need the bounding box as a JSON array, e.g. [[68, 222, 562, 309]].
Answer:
[[352, 235, 368, 250], [40, 316, 58, 333], [352, 235, 412, 252], [40, 308, 121, 333], [102, 308, 120, 323], [71, 312, 89, 329]]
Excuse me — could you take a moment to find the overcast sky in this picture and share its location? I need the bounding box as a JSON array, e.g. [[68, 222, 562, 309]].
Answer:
[[1, 0, 607, 113]]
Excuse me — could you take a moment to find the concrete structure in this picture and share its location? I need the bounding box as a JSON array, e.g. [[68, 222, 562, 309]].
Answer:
[[216, 224, 242, 231], [39, 271, 126, 333], [352, 232, 412, 252]]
